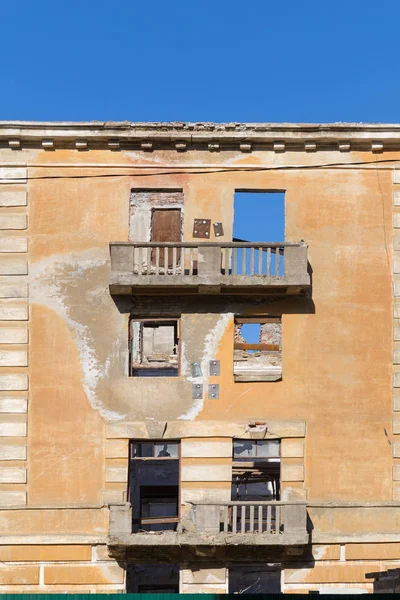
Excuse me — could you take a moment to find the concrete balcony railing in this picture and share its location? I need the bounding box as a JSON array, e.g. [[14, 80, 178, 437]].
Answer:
[[108, 501, 309, 553], [109, 241, 310, 295]]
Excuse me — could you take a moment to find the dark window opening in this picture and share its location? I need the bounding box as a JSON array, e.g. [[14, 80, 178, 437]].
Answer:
[[231, 439, 281, 534], [229, 565, 281, 594], [126, 564, 179, 593], [129, 440, 180, 533], [129, 318, 179, 377], [234, 316, 282, 382], [232, 439, 281, 502]]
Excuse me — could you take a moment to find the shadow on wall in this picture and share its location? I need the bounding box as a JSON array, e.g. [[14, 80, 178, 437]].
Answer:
[[111, 292, 315, 319], [366, 566, 400, 593]]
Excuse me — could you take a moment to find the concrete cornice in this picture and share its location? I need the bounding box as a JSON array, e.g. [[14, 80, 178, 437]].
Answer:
[[2, 121, 400, 151]]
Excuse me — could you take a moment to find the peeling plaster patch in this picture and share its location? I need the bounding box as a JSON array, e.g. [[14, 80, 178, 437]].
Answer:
[[312, 545, 329, 561], [281, 487, 294, 501], [285, 568, 310, 584], [179, 312, 232, 420], [30, 248, 123, 420]]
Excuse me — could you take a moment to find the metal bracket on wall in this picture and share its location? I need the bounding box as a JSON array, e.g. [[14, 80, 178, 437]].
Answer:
[[191, 362, 202, 378], [208, 384, 219, 399], [192, 384, 203, 399], [209, 360, 220, 376], [193, 218, 211, 238], [213, 222, 224, 237]]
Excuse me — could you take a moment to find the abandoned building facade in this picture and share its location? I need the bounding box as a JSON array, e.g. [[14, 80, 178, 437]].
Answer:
[[0, 120, 397, 592]]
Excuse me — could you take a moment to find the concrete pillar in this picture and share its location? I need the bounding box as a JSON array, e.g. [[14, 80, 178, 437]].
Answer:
[[283, 244, 308, 281], [108, 503, 132, 536], [197, 246, 221, 284], [195, 504, 221, 533], [283, 502, 307, 534]]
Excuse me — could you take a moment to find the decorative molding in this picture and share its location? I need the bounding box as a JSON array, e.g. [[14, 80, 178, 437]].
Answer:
[[175, 141, 187, 152], [239, 142, 252, 152], [273, 141, 285, 152], [8, 139, 21, 150], [107, 139, 120, 150], [75, 139, 88, 150], [41, 139, 54, 150], [305, 141, 317, 152], [140, 141, 153, 151], [1, 121, 400, 152], [372, 141, 384, 153], [0, 167, 28, 506], [338, 141, 351, 152]]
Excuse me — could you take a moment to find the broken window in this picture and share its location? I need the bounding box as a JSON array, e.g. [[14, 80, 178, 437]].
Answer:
[[234, 317, 282, 382], [232, 439, 281, 502], [129, 318, 179, 377], [128, 441, 180, 533]]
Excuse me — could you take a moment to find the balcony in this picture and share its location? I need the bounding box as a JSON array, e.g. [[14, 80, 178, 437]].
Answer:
[[108, 501, 308, 559], [109, 242, 310, 296]]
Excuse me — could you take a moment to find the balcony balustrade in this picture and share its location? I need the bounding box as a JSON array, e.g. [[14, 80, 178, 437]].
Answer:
[[109, 241, 310, 295], [108, 500, 308, 550]]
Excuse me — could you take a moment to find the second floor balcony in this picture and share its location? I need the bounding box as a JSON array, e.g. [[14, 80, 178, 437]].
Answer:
[[109, 241, 310, 296], [108, 500, 309, 555]]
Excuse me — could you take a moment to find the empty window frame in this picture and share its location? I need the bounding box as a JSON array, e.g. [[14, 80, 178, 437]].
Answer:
[[129, 318, 179, 377], [234, 316, 282, 382], [128, 440, 180, 533], [232, 439, 281, 503], [233, 190, 285, 277]]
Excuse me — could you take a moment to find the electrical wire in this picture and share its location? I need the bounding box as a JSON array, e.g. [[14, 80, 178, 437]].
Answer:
[[1, 157, 400, 182]]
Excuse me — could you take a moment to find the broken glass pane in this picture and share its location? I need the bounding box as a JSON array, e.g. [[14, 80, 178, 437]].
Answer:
[[154, 442, 178, 458]]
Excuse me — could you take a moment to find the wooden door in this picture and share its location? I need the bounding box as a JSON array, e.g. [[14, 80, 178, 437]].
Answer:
[[151, 209, 181, 268]]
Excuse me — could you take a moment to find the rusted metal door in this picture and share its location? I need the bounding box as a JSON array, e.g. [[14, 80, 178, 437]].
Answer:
[[151, 209, 181, 267]]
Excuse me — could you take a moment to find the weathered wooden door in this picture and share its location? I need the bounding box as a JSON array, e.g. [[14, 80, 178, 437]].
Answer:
[[151, 209, 181, 268]]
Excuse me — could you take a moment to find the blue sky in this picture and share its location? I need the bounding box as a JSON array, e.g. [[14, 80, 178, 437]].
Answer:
[[1, 0, 399, 123]]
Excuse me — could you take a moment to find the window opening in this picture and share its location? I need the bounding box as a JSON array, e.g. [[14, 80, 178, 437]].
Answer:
[[229, 565, 281, 594], [128, 440, 180, 533], [231, 439, 281, 533], [234, 316, 282, 382], [126, 564, 179, 593], [232, 439, 280, 501], [233, 191, 285, 276], [129, 318, 179, 377]]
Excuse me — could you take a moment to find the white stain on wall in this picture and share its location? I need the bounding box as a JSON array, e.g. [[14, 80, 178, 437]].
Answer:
[[179, 312, 232, 420], [30, 248, 123, 420]]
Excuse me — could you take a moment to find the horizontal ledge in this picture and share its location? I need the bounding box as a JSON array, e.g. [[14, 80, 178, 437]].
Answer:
[[312, 533, 400, 543], [0, 535, 107, 544], [308, 501, 400, 507], [108, 532, 309, 547], [110, 241, 304, 248], [0, 503, 106, 510], [187, 501, 307, 506]]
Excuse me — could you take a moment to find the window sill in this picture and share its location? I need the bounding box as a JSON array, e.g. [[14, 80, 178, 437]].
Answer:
[[234, 369, 282, 383]]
